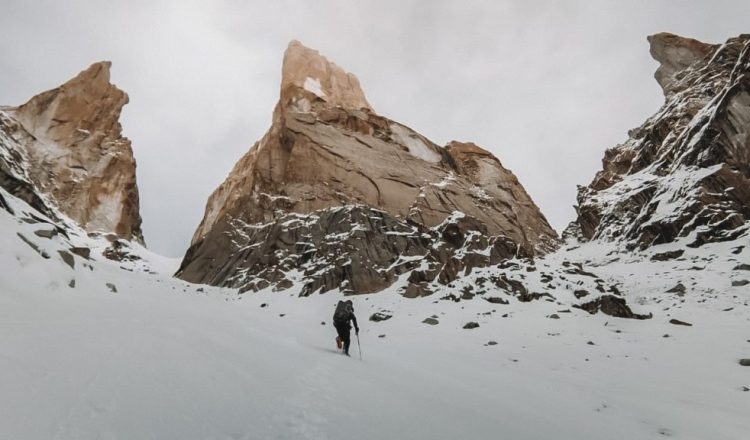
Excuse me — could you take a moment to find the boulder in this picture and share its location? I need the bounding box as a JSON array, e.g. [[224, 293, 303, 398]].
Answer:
[[651, 250, 684, 261], [33, 229, 57, 239], [370, 311, 393, 322], [666, 283, 687, 294], [69, 247, 91, 259], [573, 289, 590, 299], [574, 295, 652, 320], [58, 250, 75, 269]]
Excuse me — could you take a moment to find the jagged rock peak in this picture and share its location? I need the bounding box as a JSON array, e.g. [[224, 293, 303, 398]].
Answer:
[[3, 61, 143, 243], [280, 40, 372, 111], [570, 33, 750, 249], [14, 61, 128, 141], [647, 33, 718, 95], [179, 41, 558, 295]]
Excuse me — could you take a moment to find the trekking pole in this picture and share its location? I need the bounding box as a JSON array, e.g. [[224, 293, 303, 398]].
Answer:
[[356, 333, 362, 361]]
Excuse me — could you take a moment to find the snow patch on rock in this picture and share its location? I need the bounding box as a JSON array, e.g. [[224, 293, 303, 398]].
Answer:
[[390, 123, 441, 163], [303, 77, 325, 98]]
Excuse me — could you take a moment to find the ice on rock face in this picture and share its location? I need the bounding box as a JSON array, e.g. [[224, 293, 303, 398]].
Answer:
[[390, 123, 442, 164]]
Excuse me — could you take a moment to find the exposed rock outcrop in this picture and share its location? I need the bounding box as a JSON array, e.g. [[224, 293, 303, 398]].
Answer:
[[570, 33, 750, 249], [1, 111, 57, 220], [0, 62, 143, 242], [178, 40, 557, 294], [573, 295, 652, 320], [178, 204, 529, 296], [648, 33, 719, 95]]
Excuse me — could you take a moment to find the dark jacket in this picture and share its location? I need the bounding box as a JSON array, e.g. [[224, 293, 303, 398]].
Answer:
[[333, 300, 358, 331]]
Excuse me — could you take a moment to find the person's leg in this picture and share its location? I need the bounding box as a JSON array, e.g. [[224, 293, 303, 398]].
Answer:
[[334, 323, 346, 350], [342, 326, 351, 355]]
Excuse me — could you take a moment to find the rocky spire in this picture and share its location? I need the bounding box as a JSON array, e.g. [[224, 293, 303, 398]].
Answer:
[[178, 40, 557, 295], [14, 61, 128, 144], [279, 40, 372, 112], [647, 32, 718, 95], [9, 61, 143, 242]]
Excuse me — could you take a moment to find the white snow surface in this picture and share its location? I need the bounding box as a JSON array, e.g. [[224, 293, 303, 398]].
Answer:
[[1, 189, 749, 439], [429, 171, 457, 189], [303, 77, 325, 98]]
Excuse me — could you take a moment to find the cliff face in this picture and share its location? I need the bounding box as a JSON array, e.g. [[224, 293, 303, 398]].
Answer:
[[1, 62, 143, 242], [570, 33, 750, 249], [178, 41, 557, 295]]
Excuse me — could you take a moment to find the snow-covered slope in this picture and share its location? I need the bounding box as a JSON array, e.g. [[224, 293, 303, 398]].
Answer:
[[1, 185, 749, 439]]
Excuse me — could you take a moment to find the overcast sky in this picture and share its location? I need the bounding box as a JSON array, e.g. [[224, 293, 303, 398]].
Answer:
[[1, 1, 748, 256]]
